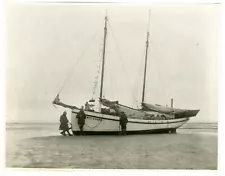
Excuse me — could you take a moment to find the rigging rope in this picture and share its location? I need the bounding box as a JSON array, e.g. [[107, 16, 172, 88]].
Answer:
[[85, 120, 102, 128], [150, 38, 169, 103], [132, 47, 146, 108], [54, 101, 102, 129], [132, 11, 152, 108], [91, 52, 102, 100], [57, 28, 101, 95], [106, 41, 115, 99], [108, 21, 138, 107], [53, 104, 62, 114]]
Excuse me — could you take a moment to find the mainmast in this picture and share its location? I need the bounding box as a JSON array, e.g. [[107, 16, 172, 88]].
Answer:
[[141, 10, 151, 104], [100, 14, 108, 99]]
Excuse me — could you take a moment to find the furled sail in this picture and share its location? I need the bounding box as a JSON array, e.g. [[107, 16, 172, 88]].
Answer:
[[99, 98, 175, 120], [142, 103, 178, 113], [142, 102, 200, 118], [100, 98, 145, 119]]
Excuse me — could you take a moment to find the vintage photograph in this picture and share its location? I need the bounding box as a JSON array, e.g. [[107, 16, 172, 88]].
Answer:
[[5, 2, 219, 169]]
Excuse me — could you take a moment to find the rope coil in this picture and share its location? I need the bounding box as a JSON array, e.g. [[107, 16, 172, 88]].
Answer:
[[84, 120, 103, 129]]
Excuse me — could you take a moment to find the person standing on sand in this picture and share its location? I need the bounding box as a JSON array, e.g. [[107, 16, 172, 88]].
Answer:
[[76, 106, 86, 135], [119, 111, 128, 135], [59, 111, 73, 136]]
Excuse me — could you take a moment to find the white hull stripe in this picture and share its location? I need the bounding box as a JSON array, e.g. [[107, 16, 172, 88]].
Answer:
[[72, 111, 188, 124]]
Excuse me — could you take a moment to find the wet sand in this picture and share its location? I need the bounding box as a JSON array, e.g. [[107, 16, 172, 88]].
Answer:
[[5, 123, 217, 169]]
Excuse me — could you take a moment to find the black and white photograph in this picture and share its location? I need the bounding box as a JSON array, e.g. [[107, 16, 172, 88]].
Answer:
[[3, 0, 221, 171]]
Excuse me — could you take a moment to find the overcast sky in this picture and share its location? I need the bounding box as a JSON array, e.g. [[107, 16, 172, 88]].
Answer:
[[6, 3, 220, 123]]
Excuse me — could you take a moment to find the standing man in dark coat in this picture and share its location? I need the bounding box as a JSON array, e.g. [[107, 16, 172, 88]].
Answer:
[[119, 111, 128, 135], [59, 111, 72, 136], [76, 106, 86, 135]]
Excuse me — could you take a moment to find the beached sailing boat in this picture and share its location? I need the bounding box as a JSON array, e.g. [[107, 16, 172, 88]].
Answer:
[[53, 13, 200, 135]]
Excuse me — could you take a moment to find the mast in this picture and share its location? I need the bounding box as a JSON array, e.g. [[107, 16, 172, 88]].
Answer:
[[141, 11, 151, 104], [100, 14, 108, 99]]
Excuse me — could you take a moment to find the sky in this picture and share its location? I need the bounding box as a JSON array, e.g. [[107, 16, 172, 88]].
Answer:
[[5, 3, 220, 123]]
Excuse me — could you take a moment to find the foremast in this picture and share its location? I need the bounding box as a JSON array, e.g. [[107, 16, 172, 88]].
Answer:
[[53, 14, 109, 110], [100, 14, 108, 99]]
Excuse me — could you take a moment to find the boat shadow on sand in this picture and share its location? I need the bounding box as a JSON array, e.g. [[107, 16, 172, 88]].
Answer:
[[29, 131, 191, 141]]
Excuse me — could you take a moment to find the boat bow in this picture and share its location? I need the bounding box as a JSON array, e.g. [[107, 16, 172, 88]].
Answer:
[[53, 94, 78, 110]]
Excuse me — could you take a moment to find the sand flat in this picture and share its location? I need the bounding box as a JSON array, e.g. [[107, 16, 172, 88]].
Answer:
[[5, 123, 217, 169]]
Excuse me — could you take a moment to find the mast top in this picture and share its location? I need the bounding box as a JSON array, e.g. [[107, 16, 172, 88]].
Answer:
[[105, 10, 108, 21], [147, 10, 151, 32]]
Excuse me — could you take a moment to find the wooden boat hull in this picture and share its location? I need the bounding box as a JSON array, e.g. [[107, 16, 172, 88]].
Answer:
[[71, 109, 189, 135]]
